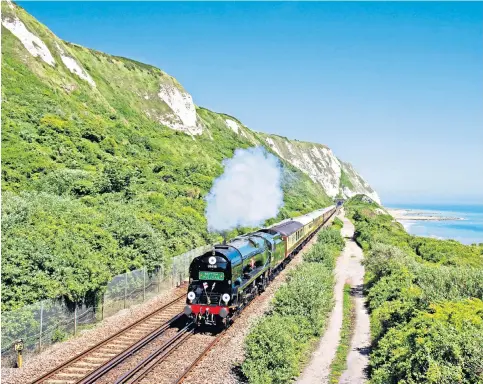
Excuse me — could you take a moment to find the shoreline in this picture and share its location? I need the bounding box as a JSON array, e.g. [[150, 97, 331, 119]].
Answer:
[[386, 208, 465, 222]]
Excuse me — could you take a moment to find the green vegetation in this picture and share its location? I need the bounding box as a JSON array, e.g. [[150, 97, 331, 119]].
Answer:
[[303, 227, 345, 269], [242, 225, 345, 384], [328, 284, 355, 384], [331, 216, 344, 231], [339, 169, 354, 190], [345, 195, 483, 384], [1, 2, 333, 311]]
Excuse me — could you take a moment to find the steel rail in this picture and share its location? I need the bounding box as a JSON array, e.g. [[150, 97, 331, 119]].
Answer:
[[31, 291, 187, 384], [115, 323, 195, 384], [77, 314, 187, 384]]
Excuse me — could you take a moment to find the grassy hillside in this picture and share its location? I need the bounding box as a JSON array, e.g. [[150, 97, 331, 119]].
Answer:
[[344, 195, 483, 383], [1, 2, 332, 311]]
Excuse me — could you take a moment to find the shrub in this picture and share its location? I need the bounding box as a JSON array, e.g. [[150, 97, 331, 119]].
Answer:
[[344, 196, 483, 384], [363, 242, 412, 285], [243, 242, 336, 383], [332, 217, 344, 231], [370, 286, 423, 343], [243, 315, 312, 384], [413, 264, 483, 304], [370, 299, 483, 384], [317, 227, 345, 251], [303, 242, 338, 269], [272, 263, 333, 335], [366, 268, 414, 311], [51, 328, 69, 343]]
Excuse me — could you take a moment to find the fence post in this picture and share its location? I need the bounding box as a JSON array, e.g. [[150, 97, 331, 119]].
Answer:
[[74, 303, 77, 336], [101, 292, 104, 321], [143, 266, 146, 302], [124, 272, 128, 309], [38, 301, 44, 352], [157, 266, 161, 293]]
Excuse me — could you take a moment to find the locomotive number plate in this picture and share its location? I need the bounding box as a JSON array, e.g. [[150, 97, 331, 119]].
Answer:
[[199, 271, 224, 281]]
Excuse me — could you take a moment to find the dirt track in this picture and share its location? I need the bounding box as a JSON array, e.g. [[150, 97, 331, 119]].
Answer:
[[297, 211, 370, 384]]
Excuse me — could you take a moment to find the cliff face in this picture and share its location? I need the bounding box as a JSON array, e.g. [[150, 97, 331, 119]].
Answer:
[[260, 134, 381, 203], [2, 0, 379, 203], [1, 1, 379, 204], [1, 1, 380, 309]]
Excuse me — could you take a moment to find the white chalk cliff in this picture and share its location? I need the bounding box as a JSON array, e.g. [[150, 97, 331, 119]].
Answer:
[[2, 0, 380, 203]]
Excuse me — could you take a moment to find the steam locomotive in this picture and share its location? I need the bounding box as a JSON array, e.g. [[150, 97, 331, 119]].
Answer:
[[183, 205, 338, 327]]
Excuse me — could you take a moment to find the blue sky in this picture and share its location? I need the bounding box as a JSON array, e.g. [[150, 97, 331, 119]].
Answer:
[[18, 2, 483, 205]]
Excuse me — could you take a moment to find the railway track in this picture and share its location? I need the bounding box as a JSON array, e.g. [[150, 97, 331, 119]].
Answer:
[[31, 216, 337, 384], [31, 288, 188, 384], [111, 298, 257, 384], [102, 219, 334, 384]]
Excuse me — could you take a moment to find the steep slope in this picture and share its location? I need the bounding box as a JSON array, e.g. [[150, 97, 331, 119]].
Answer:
[[1, 1, 376, 310], [261, 134, 380, 203]]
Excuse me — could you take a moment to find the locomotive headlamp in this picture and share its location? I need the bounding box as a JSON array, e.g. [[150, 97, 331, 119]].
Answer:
[[208, 256, 217, 265], [187, 292, 196, 301], [222, 293, 230, 303]]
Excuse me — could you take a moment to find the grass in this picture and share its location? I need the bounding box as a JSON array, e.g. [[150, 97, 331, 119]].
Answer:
[[328, 283, 356, 383]]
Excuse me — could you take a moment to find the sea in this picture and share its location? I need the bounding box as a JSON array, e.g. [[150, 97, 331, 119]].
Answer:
[[385, 204, 483, 245]]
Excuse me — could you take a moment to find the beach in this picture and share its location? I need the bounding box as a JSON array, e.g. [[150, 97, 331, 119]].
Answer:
[[385, 205, 483, 245], [386, 208, 464, 221]]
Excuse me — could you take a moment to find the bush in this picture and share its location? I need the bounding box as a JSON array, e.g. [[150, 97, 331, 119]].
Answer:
[[370, 286, 423, 343], [51, 328, 69, 343], [413, 264, 483, 305], [303, 227, 345, 268], [272, 263, 333, 335], [243, 247, 336, 383], [366, 268, 414, 311], [243, 315, 312, 384], [370, 299, 483, 384], [344, 196, 483, 384], [332, 217, 344, 231], [363, 243, 412, 284], [317, 227, 345, 251], [303, 242, 338, 269]]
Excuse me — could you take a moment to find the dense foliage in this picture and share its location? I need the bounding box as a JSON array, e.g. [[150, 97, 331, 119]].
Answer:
[[1, 3, 332, 311], [345, 195, 483, 383], [242, 225, 345, 383]]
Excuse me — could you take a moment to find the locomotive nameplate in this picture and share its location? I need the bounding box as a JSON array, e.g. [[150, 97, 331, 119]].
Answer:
[[199, 271, 224, 281]]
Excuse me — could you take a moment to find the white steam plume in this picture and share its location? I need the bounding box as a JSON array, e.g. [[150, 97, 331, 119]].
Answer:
[[205, 146, 284, 233]]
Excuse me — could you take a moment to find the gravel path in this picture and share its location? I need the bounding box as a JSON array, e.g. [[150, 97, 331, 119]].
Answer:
[[297, 211, 370, 384], [338, 215, 370, 384], [1, 285, 187, 384], [182, 225, 328, 384]]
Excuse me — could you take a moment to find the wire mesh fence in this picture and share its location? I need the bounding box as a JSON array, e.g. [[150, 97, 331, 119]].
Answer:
[[1, 244, 212, 367]]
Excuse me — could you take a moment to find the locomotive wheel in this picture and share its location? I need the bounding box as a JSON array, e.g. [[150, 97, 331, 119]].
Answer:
[[217, 316, 229, 330], [260, 275, 268, 292]]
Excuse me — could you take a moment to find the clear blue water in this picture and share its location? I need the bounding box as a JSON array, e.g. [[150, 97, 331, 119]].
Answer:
[[385, 204, 483, 245]]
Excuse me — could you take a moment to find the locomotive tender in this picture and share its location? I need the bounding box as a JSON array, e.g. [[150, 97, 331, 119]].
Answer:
[[184, 205, 338, 327]]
